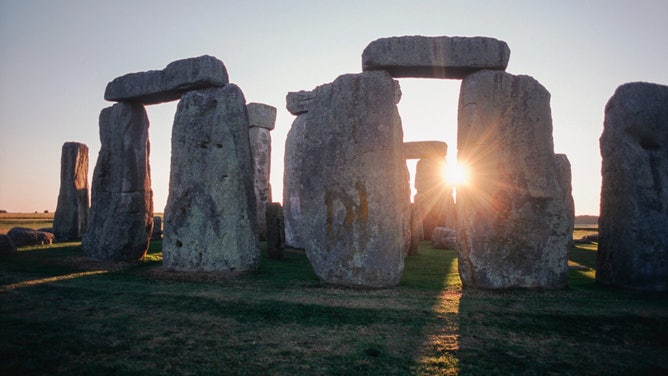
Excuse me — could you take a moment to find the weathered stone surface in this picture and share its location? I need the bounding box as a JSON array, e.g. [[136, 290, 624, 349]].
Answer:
[[598, 82, 668, 291], [362, 36, 510, 79], [53, 142, 89, 242], [151, 216, 162, 240], [248, 106, 274, 240], [300, 71, 411, 288], [82, 102, 153, 261], [403, 141, 447, 160], [7, 227, 55, 247], [555, 154, 575, 248], [104, 55, 229, 105], [457, 70, 569, 289], [247, 102, 277, 130], [286, 91, 315, 115], [414, 158, 454, 240], [163, 85, 260, 272], [283, 115, 307, 249], [0, 234, 17, 255], [408, 203, 423, 256], [432, 227, 457, 250], [266, 202, 285, 259]]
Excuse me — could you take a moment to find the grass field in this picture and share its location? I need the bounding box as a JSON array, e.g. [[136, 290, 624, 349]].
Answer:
[[1, 235, 666, 375], [0, 212, 55, 234]]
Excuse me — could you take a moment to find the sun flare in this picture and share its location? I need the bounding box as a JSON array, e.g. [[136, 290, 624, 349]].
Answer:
[[443, 161, 470, 187]]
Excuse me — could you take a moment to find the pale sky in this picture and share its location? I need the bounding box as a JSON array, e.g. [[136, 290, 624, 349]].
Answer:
[[1, 0, 666, 215]]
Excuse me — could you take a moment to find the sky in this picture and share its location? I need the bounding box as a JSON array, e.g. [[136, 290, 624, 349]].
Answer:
[[0, 0, 666, 215]]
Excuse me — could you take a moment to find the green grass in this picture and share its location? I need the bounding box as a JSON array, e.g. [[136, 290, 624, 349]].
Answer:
[[1, 240, 667, 375]]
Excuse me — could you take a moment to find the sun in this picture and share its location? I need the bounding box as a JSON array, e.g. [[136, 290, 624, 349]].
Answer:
[[443, 160, 470, 186]]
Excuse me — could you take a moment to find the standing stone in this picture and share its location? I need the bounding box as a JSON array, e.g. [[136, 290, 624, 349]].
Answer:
[[598, 82, 668, 291], [408, 203, 423, 256], [555, 154, 575, 248], [247, 102, 277, 240], [265, 202, 285, 259], [300, 71, 411, 288], [283, 114, 307, 249], [163, 85, 260, 272], [414, 157, 454, 240], [362, 36, 510, 79], [457, 70, 569, 289], [151, 216, 162, 241], [53, 142, 89, 242], [82, 103, 153, 261], [432, 227, 458, 250], [403, 141, 447, 160]]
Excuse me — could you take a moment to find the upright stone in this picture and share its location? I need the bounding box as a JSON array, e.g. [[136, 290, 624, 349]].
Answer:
[[300, 71, 411, 288], [414, 157, 454, 240], [408, 203, 423, 256], [403, 141, 447, 160], [362, 36, 510, 79], [265, 202, 285, 259], [247, 102, 277, 240], [151, 216, 162, 241], [457, 70, 569, 289], [555, 154, 575, 248], [53, 142, 89, 241], [163, 85, 260, 272], [104, 55, 229, 105], [283, 114, 308, 249], [598, 82, 668, 291], [82, 103, 153, 261]]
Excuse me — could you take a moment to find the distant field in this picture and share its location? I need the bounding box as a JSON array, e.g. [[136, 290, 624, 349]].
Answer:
[[0, 213, 55, 234]]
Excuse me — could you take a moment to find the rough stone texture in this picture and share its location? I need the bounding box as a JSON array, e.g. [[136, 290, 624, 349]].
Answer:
[[7, 227, 55, 247], [82, 102, 153, 261], [432, 227, 458, 250], [555, 154, 575, 249], [266, 202, 285, 259], [53, 142, 89, 242], [247, 102, 277, 130], [403, 141, 447, 160], [286, 91, 315, 115], [283, 115, 307, 249], [408, 203, 423, 256], [104, 55, 229, 105], [457, 70, 569, 289], [300, 71, 411, 288], [151, 216, 162, 241], [598, 82, 668, 291], [247, 103, 276, 240], [414, 158, 454, 240], [362, 36, 510, 79], [0, 234, 17, 255], [163, 85, 260, 272]]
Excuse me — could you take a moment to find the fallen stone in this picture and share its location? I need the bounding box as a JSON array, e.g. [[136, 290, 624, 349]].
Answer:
[[7, 227, 55, 247], [82, 102, 153, 261], [163, 85, 260, 272], [432, 227, 457, 250], [282, 115, 307, 249], [300, 71, 411, 288], [104, 55, 229, 105], [598, 82, 668, 292], [53, 142, 89, 242], [457, 70, 569, 289], [403, 141, 447, 160], [362, 35, 510, 79], [247, 102, 277, 130], [0, 234, 17, 255], [265, 202, 285, 259]]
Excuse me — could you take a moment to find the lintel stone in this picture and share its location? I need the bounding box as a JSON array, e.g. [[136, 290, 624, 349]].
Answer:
[[104, 55, 229, 105], [247, 102, 277, 130], [403, 141, 447, 159], [362, 35, 510, 79]]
